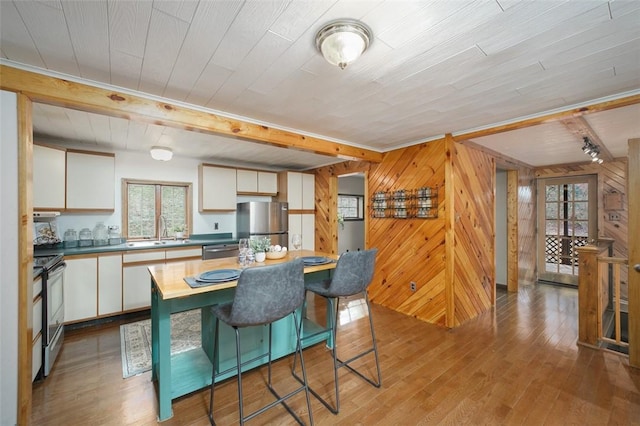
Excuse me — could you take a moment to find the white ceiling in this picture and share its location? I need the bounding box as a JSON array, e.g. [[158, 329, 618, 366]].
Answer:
[[2, 0, 640, 169]]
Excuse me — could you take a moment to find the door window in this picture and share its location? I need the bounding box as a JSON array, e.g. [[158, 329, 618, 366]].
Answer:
[[537, 175, 597, 285]]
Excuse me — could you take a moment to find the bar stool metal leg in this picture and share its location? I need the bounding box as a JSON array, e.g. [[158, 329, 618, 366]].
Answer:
[[208, 317, 220, 425], [293, 289, 382, 415], [207, 259, 313, 425], [335, 293, 381, 389]]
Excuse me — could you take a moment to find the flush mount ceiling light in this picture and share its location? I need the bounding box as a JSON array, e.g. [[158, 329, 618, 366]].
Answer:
[[315, 19, 372, 70], [150, 146, 173, 161]]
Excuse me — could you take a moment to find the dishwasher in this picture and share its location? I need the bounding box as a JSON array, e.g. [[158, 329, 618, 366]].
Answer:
[[202, 243, 239, 260]]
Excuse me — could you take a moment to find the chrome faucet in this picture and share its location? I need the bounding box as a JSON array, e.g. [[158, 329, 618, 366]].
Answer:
[[158, 215, 167, 241]]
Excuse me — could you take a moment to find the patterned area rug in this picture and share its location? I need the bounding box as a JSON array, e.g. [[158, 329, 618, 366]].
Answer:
[[120, 309, 202, 378]]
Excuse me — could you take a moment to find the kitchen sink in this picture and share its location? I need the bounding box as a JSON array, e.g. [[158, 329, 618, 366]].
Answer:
[[126, 240, 169, 248], [126, 240, 191, 248]]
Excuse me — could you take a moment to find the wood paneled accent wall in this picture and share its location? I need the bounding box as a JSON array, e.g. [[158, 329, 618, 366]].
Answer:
[[449, 140, 495, 326], [313, 137, 537, 328], [536, 159, 629, 296], [369, 140, 448, 324], [314, 141, 448, 324]]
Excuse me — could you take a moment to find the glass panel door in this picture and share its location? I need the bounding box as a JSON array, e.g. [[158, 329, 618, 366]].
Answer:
[[537, 175, 597, 285]]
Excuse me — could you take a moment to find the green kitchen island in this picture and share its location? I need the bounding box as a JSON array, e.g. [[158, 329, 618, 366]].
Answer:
[[148, 250, 336, 421]]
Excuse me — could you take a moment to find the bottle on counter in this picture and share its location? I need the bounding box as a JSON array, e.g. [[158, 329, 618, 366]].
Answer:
[[93, 222, 108, 246], [108, 225, 121, 245], [63, 228, 78, 248], [79, 228, 93, 247]]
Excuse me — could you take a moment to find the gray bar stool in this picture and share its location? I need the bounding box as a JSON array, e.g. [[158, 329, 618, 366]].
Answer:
[[208, 258, 313, 425], [293, 248, 381, 414]]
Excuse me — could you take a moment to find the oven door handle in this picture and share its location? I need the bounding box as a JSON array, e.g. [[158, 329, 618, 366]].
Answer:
[[48, 262, 67, 278]]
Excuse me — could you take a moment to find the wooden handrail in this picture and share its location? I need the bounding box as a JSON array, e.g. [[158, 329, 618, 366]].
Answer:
[[597, 256, 629, 349], [577, 246, 630, 352], [597, 256, 628, 265]]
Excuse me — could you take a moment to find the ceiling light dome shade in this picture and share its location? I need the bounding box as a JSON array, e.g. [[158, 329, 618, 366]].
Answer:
[[316, 19, 372, 70], [150, 146, 173, 161]]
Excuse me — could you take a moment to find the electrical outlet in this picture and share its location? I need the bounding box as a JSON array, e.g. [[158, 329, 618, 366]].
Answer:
[[608, 213, 620, 221], [214, 222, 219, 230], [410, 281, 417, 292]]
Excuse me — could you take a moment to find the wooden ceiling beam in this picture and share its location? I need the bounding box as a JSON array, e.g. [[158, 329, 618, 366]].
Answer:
[[0, 65, 384, 163], [560, 116, 614, 161], [453, 93, 640, 141]]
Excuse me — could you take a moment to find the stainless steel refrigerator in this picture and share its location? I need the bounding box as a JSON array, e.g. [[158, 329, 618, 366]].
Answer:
[[237, 202, 288, 247]]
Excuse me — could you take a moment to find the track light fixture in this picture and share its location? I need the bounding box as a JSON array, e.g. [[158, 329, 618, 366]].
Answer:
[[581, 137, 603, 164]]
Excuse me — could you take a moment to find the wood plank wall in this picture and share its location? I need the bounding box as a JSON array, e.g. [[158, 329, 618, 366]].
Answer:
[[315, 141, 449, 325], [368, 140, 448, 324], [312, 138, 537, 328], [535, 159, 629, 296], [450, 141, 495, 326], [517, 167, 537, 287]]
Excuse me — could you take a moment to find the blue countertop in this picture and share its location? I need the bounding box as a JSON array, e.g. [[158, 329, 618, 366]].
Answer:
[[34, 233, 238, 257]]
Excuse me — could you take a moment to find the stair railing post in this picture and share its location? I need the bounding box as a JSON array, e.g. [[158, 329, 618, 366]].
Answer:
[[577, 245, 600, 347]]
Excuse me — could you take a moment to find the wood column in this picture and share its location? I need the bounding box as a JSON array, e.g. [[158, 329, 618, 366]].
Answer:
[[507, 170, 519, 292], [628, 138, 639, 368], [444, 135, 456, 328], [18, 93, 34, 425], [577, 245, 600, 347]]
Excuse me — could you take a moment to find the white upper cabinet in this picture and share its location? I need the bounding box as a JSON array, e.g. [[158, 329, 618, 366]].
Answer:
[[301, 173, 315, 210], [236, 169, 278, 195], [258, 171, 278, 194], [236, 169, 257, 193], [279, 171, 315, 211], [199, 164, 237, 211], [66, 150, 115, 211], [33, 144, 66, 210]]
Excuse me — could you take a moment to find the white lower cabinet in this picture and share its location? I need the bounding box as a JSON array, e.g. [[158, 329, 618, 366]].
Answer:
[[64, 246, 203, 318], [165, 247, 202, 261], [98, 254, 122, 315], [33, 295, 42, 338], [32, 295, 42, 381], [123, 265, 153, 310], [289, 213, 315, 250], [32, 334, 42, 382], [301, 214, 315, 250], [64, 256, 98, 322], [122, 250, 165, 311]]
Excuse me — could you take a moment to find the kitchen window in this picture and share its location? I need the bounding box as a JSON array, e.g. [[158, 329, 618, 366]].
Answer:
[[122, 179, 192, 239], [338, 194, 364, 220]]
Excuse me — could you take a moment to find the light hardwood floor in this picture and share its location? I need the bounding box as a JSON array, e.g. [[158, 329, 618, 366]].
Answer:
[[32, 284, 640, 425]]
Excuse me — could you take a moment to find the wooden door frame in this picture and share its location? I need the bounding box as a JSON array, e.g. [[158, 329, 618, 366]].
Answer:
[[629, 138, 639, 368], [494, 164, 519, 292], [536, 174, 598, 285], [332, 171, 369, 254]]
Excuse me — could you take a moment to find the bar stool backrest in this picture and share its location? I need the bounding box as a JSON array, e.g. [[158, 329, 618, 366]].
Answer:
[[328, 248, 378, 297], [227, 258, 305, 327]]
